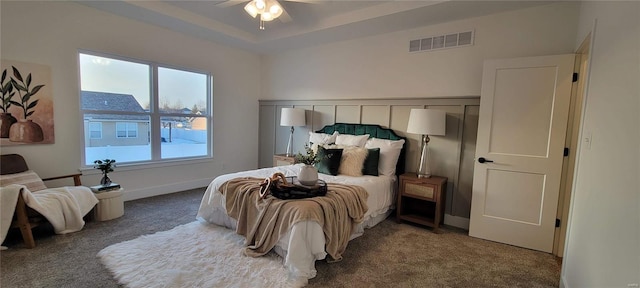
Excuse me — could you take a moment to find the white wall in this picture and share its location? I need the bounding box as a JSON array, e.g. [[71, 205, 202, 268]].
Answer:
[[0, 1, 262, 200], [562, 1, 640, 287], [263, 2, 579, 100]]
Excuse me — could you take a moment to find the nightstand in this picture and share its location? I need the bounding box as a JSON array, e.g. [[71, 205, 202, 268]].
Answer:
[[273, 154, 296, 166], [396, 173, 447, 232]]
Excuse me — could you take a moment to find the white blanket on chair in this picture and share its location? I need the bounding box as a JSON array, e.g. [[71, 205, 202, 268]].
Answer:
[[1, 184, 99, 248]]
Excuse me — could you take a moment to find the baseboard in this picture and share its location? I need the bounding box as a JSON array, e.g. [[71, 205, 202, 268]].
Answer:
[[444, 214, 470, 230], [122, 178, 213, 201], [560, 275, 568, 288]]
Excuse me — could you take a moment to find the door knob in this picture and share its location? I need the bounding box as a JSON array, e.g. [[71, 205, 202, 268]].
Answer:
[[478, 157, 494, 163]]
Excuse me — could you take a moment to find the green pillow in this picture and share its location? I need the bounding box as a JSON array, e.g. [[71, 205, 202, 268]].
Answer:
[[315, 146, 343, 176], [362, 148, 380, 176]]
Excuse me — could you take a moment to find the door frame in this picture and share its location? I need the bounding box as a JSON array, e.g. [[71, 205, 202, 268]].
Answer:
[[552, 34, 591, 257]]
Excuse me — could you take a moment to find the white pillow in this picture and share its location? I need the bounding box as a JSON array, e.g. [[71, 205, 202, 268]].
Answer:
[[337, 146, 368, 177], [365, 138, 405, 176], [308, 131, 339, 145], [335, 134, 370, 147]]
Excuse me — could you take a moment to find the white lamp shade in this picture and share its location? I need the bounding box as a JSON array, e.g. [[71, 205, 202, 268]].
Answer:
[[407, 109, 446, 136], [280, 108, 306, 127]]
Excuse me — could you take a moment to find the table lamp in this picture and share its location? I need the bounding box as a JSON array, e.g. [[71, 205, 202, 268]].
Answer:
[[280, 108, 306, 156], [406, 108, 446, 178]]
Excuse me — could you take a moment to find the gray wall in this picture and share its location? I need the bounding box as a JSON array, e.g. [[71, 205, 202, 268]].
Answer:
[[259, 97, 479, 226]]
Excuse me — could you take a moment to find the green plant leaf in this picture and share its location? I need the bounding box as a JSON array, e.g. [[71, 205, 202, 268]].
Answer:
[[3, 81, 11, 92], [8, 100, 22, 107], [27, 99, 39, 110], [26, 111, 34, 117], [11, 79, 25, 91], [26, 74, 31, 87], [23, 93, 31, 103], [30, 84, 44, 95], [1, 69, 6, 83], [11, 66, 23, 82]]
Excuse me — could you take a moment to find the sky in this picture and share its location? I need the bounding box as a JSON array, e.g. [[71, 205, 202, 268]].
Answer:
[[79, 53, 208, 111]]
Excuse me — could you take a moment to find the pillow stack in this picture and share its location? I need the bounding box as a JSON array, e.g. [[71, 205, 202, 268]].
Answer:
[[308, 131, 403, 177], [365, 138, 405, 176]]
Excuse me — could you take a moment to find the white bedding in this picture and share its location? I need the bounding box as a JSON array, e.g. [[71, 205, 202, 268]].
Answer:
[[196, 164, 396, 282]]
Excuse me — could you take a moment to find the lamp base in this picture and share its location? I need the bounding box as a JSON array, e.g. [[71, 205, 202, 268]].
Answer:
[[285, 126, 294, 157], [416, 134, 432, 178]]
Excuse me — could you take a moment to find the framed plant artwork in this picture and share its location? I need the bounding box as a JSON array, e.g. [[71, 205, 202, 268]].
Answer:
[[0, 59, 54, 145]]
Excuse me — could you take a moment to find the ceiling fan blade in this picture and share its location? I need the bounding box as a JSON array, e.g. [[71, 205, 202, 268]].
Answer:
[[215, 0, 247, 8], [279, 6, 292, 23]]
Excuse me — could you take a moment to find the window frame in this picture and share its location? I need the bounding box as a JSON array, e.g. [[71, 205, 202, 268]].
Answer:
[[115, 122, 138, 138], [79, 50, 213, 168], [89, 122, 102, 139]]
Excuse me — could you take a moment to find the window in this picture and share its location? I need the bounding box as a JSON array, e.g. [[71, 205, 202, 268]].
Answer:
[[116, 122, 138, 138], [79, 51, 212, 166], [89, 122, 102, 139]]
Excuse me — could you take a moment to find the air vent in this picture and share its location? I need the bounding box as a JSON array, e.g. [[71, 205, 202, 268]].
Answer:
[[409, 30, 474, 53]]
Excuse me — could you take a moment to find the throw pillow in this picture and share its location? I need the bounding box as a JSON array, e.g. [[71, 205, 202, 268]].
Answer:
[[335, 134, 370, 147], [0, 170, 47, 192], [314, 146, 343, 176], [365, 138, 405, 176], [338, 147, 368, 177], [362, 148, 380, 176]]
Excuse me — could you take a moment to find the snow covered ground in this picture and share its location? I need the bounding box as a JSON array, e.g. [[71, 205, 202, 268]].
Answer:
[[85, 139, 207, 165]]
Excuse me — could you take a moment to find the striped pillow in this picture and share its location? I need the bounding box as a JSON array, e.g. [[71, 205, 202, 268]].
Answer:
[[0, 170, 47, 191]]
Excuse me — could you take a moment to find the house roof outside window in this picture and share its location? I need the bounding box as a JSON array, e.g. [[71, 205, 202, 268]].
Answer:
[[82, 91, 148, 121]]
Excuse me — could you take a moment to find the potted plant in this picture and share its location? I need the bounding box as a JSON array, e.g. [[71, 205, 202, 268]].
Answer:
[[94, 159, 116, 186], [8, 66, 45, 142], [294, 146, 321, 186], [0, 68, 17, 138]]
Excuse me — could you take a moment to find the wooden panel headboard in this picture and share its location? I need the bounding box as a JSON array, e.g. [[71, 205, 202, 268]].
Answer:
[[315, 123, 407, 176]]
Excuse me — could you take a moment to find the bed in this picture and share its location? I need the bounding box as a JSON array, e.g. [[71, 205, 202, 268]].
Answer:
[[196, 123, 406, 283]]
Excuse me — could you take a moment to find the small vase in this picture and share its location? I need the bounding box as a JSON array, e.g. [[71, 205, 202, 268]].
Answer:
[[9, 119, 44, 143], [298, 165, 318, 186], [100, 174, 112, 186], [0, 113, 17, 138]]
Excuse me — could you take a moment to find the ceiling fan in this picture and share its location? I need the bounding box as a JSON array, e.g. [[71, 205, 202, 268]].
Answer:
[[216, 0, 315, 30]]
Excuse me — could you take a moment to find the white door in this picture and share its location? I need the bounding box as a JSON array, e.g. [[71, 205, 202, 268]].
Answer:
[[469, 54, 574, 253]]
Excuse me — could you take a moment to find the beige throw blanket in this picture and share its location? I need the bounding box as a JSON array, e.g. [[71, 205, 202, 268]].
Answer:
[[222, 177, 368, 262], [1, 184, 99, 248]]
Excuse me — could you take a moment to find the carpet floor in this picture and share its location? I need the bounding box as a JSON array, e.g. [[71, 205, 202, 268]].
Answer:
[[1, 187, 561, 287]]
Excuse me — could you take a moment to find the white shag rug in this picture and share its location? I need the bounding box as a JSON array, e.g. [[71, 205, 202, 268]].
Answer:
[[98, 221, 304, 288]]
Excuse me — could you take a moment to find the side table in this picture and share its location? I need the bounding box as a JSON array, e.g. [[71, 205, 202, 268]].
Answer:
[[273, 154, 296, 166], [396, 173, 447, 232], [93, 188, 124, 221]]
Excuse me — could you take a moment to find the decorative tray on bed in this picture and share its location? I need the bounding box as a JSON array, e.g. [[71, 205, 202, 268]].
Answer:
[[270, 176, 327, 200]]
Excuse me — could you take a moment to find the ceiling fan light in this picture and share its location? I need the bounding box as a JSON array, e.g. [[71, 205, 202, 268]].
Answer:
[[269, 3, 282, 18], [261, 12, 275, 21], [255, 0, 266, 11], [244, 2, 258, 18]]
